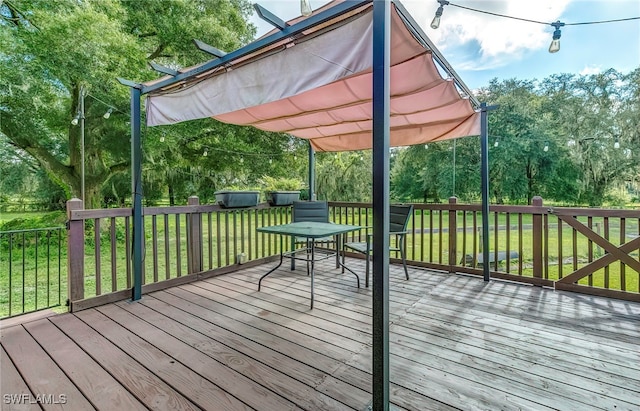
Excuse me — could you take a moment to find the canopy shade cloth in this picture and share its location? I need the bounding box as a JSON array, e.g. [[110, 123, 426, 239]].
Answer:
[[144, 0, 480, 152]]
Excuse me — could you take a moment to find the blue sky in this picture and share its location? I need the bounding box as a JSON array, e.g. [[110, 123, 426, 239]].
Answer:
[[249, 0, 640, 90]]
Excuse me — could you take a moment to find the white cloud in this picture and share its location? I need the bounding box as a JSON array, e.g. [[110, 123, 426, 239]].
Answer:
[[403, 0, 573, 69], [250, 1, 573, 70], [579, 64, 602, 75]]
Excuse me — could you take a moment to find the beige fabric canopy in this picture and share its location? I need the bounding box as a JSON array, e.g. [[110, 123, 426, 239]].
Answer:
[[145, 0, 480, 152]]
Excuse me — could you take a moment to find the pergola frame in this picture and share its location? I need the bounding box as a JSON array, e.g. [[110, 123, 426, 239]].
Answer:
[[118, 1, 493, 409]]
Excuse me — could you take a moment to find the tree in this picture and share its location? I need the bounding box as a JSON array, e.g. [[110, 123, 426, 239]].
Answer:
[[0, 0, 256, 208], [540, 70, 638, 205], [315, 151, 372, 202]]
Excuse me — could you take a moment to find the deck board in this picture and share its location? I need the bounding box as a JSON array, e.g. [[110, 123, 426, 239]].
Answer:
[[2, 258, 639, 411], [0, 346, 40, 411]]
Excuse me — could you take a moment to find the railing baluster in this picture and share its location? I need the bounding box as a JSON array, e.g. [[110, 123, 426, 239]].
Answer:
[[152, 215, 159, 283], [94, 218, 101, 296], [111, 217, 118, 291], [543, 213, 549, 279], [246, 210, 251, 261], [558, 218, 563, 279], [225, 212, 230, 266], [47, 231, 51, 307], [216, 211, 222, 268], [620, 217, 626, 291], [176, 214, 181, 277], [604, 216, 610, 289], [518, 213, 523, 274], [35, 230, 38, 310], [164, 214, 170, 280], [22, 232, 25, 313], [9, 233, 13, 317], [493, 211, 499, 272], [208, 212, 213, 269], [438, 210, 443, 265], [126, 216, 132, 287], [505, 213, 510, 274]]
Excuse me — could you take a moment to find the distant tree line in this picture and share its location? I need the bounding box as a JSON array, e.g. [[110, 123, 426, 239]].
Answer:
[[1, 1, 638, 208]]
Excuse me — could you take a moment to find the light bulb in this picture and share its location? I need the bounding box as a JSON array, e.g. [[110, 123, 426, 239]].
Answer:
[[103, 108, 113, 119], [294, 155, 297, 161], [71, 117, 79, 126], [240, 157, 244, 163], [543, 143, 549, 152], [430, 15, 441, 29], [300, 0, 312, 16], [269, 158, 273, 164], [159, 136, 165, 143], [548, 22, 564, 54], [203, 149, 208, 157], [424, 144, 429, 149], [494, 140, 499, 148], [614, 140, 620, 149], [567, 139, 576, 147], [360, 155, 363, 161]]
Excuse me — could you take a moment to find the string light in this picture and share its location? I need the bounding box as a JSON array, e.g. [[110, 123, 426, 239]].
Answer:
[[159, 135, 165, 143], [429, 1, 640, 54], [424, 144, 429, 149], [493, 139, 499, 148], [567, 139, 576, 147], [71, 112, 80, 126], [203, 149, 208, 157], [614, 139, 620, 149], [430, 0, 449, 29], [543, 141, 549, 152], [300, 0, 312, 16], [548, 21, 564, 53]]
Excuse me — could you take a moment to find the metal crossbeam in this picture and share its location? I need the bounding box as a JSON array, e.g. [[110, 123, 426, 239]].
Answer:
[[149, 62, 178, 76], [140, 0, 369, 95], [193, 39, 227, 57], [253, 4, 288, 30]]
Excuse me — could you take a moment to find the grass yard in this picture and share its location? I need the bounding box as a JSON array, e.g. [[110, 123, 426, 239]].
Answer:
[[2, 206, 639, 318]]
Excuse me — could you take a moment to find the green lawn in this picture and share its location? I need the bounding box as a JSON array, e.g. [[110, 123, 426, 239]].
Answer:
[[2, 206, 639, 318]]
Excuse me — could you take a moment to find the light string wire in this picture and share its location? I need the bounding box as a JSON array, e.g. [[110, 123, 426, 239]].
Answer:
[[446, 2, 640, 26]]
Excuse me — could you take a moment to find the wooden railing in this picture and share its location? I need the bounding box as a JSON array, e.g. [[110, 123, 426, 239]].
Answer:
[[330, 197, 640, 302], [66, 197, 292, 310], [66, 196, 640, 310]]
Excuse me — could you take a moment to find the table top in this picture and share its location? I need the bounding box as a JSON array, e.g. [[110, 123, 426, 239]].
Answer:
[[256, 221, 360, 238]]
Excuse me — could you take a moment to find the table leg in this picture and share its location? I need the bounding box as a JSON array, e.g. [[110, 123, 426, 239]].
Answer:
[[258, 235, 284, 291], [339, 233, 359, 288], [310, 238, 315, 309]]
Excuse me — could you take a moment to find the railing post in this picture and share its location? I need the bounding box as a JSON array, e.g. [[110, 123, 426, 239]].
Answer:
[[66, 198, 84, 309], [188, 196, 202, 274], [532, 196, 543, 279], [448, 196, 458, 272]]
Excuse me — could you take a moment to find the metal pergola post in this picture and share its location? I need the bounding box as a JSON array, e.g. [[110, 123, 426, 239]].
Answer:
[[372, 0, 391, 409], [308, 142, 315, 200], [130, 87, 143, 300], [480, 102, 496, 282]]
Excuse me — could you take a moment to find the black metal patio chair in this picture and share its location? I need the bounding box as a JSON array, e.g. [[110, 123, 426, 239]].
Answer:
[[344, 204, 413, 287]]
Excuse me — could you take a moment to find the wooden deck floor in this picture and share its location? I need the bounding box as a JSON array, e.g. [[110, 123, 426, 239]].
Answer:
[[2, 258, 639, 410]]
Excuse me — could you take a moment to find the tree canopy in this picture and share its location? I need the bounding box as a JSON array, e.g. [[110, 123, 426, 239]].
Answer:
[[1, 1, 638, 209]]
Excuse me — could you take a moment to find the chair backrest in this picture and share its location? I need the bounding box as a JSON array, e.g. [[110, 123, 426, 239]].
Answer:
[[292, 201, 330, 223], [389, 204, 413, 233]]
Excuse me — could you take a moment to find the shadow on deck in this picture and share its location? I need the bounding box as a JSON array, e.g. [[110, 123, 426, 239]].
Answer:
[[1, 258, 639, 410]]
